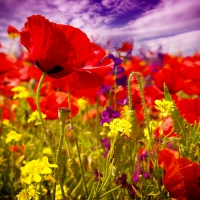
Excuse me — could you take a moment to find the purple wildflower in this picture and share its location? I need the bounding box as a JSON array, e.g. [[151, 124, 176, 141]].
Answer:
[[116, 75, 128, 87], [127, 184, 136, 199], [100, 106, 120, 125], [118, 98, 128, 106], [116, 174, 136, 199], [101, 138, 111, 158], [116, 173, 127, 188], [112, 66, 125, 75], [138, 150, 148, 162], [94, 169, 103, 182], [143, 172, 150, 179], [132, 163, 142, 182], [98, 85, 111, 95], [107, 54, 122, 66], [132, 162, 150, 183]]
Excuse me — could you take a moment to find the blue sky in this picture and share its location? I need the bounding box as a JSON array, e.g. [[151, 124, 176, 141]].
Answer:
[[0, 0, 200, 55]]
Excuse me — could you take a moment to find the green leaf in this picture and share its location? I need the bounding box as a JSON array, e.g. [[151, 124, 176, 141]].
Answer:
[[164, 84, 187, 143]]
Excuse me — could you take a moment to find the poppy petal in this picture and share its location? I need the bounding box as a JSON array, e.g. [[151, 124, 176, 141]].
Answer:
[[20, 15, 76, 78]]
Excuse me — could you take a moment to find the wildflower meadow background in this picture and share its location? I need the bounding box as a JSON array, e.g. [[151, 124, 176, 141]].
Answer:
[[0, 1, 200, 200]]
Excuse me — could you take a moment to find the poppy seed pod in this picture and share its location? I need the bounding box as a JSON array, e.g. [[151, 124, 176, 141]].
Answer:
[[126, 110, 138, 140], [126, 110, 137, 124], [58, 107, 70, 125]]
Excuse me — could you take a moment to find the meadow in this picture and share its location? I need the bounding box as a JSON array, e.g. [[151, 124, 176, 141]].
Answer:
[[0, 15, 200, 200]]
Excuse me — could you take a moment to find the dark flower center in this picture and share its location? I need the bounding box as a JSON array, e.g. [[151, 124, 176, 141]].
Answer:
[[35, 61, 64, 74]]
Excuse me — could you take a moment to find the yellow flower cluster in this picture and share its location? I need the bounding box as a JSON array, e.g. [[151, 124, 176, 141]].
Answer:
[[12, 86, 30, 99], [103, 118, 132, 137], [2, 119, 10, 126], [16, 184, 39, 200], [77, 98, 88, 111], [154, 99, 174, 118], [28, 111, 46, 126], [55, 184, 69, 199], [144, 120, 158, 141], [6, 131, 22, 143], [20, 156, 57, 184]]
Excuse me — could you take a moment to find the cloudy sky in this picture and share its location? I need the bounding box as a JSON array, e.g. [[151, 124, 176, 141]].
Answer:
[[0, 0, 200, 55]]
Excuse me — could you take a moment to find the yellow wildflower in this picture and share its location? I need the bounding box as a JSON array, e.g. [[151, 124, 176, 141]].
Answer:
[[43, 174, 56, 183], [103, 118, 132, 137], [43, 147, 52, 155], [55, 184, 69, 200], [2, 119, 10, 126], [155, 99, 174, 118], [20, 156, 58, 184], [16, 184, 39, 200], [77, 98, 88, 111], [28, 111, 46, 125], [12, 86, 30, 99], [6, 131, 22, 143], [16, 189, 29, 200], [144, 120, 158, 141]]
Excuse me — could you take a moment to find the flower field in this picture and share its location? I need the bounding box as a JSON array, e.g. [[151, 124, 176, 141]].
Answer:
[[0, 15, 200, 200]]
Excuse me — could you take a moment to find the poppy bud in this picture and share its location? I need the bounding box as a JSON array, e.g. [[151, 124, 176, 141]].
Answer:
[[126, 110, 138, 140], [58, 107, 70, 125], [126, 110, 137, 125]]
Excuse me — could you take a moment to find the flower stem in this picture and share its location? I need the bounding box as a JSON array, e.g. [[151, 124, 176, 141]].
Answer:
[[75, 138, 89, 198], [52, 122, 65, 200], [113, 66, 118, 110], [67, 91, 89, 198], [128, 72, 151, 140], [127, 73, 133, 110], [95, 97, 99, 148], [36, 72, 55, 160]]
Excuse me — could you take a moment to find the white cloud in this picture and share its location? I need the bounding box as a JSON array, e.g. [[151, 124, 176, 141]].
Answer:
[[133, 30, 200, 55], [0, 0, 199, 56]]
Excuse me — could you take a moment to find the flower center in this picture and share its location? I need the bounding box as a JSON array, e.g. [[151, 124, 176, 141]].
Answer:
[[35, 61, 64, 74]]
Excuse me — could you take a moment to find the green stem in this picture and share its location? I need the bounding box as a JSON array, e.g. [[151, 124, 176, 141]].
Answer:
[[60, 179, 66, 199], [127, 73, 133, 110], [75, 139, 89, 198], [95, 97, 99, 148], [99, 185, 121, 199], [113, 66, 118, 110], [68, 90, 72, 123], [52, 122, 65, 199], [67, 91, 88, 198], [129, 72, 151, 139], [64, 131, 71, 158], [36, 73, 55, 160]]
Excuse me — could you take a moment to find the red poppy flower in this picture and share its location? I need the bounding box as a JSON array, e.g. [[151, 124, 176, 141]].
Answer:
[[153, 67, 184, 94], [121, 56, 151, 76], [20, 15, 113, 79], [28, 57, 113, 92], [153, 54, 184, 93], [158, 149, 200, 200], [154, 117, 179, 138], [0, 53, 15, 74], [182, 80, 200, 95], [10, 145, 24, 154], [7, 25, 19, 38], [26, 91, 78, 120], [144, 85, 164, 108], [180, 55, 200, 80], [176, 98, 200, 124], [117, 42, 133, 52], [7, 25, 19, 34], [0, 55, 21, 98], [0, 105, 16, 120]]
